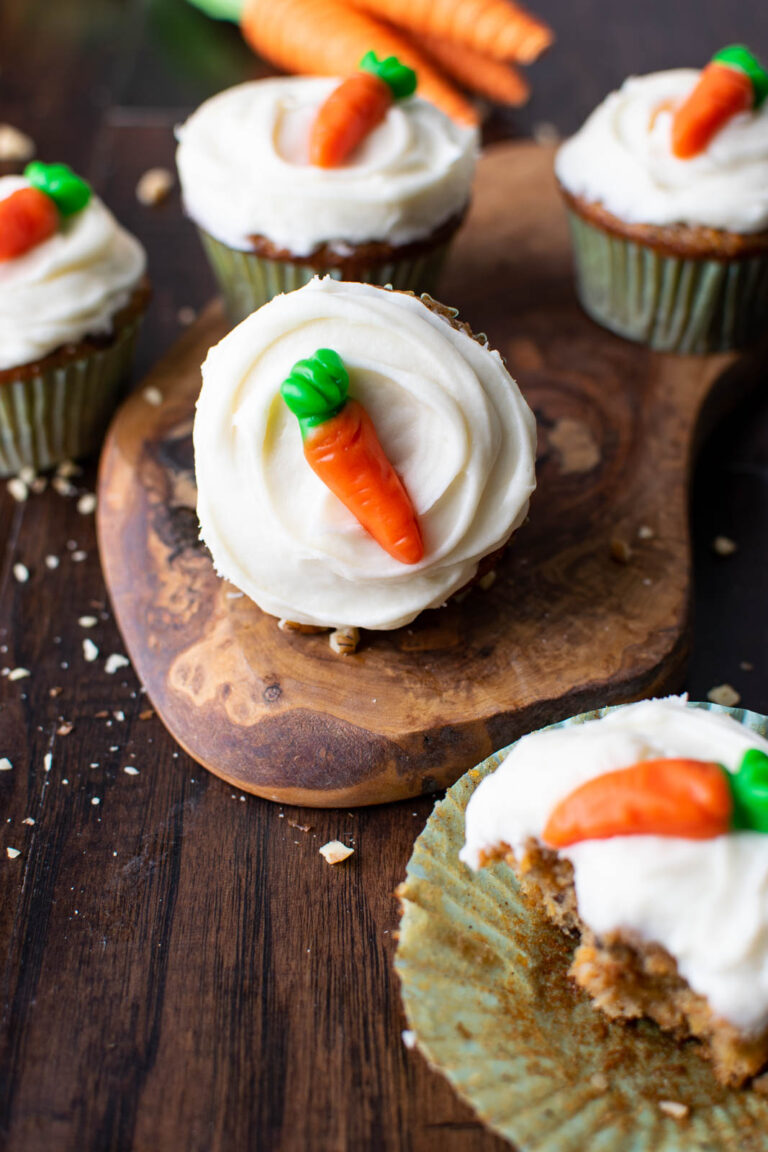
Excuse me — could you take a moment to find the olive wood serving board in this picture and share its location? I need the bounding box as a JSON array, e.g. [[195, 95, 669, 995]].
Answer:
[[97, 141, 764, 807]]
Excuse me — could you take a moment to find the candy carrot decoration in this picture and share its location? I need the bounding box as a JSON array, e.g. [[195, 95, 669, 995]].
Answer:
[[0, 188, 59, 261], [310, 52, 417, 167], [542, 758, 733, 848], [671, 45, 768, 160], [420, 35, 530, 107], [280, 349, 424, 564], [0, 162, 91, 262]]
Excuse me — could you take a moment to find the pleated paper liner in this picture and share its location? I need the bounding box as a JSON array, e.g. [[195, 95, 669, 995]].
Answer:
[[0, 314, 143, 478], [396, 702, 768, 1152], [564, 209, 768, 355], [197, 227, 453, 325]]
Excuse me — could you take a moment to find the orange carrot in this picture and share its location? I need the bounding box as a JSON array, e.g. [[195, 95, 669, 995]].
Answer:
[[542, 758, 732, 848], [281, 349, 423, 565], [240, 0, 478, 124], [420, 33, 529, 106], [349, 0, 553, 64], [310, 70, 392, 166], [0, 186, 59, 262], [672, 61, 753, 159]]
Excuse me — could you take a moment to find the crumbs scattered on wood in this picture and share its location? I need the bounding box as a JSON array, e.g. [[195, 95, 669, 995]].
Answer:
[[13, 563, 29, 583], [658, 1101, 689, 1120], [712, 535, 737, 557], [82, 639, 99, 663], [707, 684, 741, 707], [105, 654, 130, 675], [6, 847, 20, 860], [45, 555, 60, 570], [288, 820, 312, 832], [77, 493, 97, 515], [56, 723, 73, 736], [143, 386, 163, 407], [7, 477, 28, 502], [319, 840, 354, 865], [8, 668, 30, 681], [136, 167, 174, 206], [609, 537, 632, 565], [0, 123, 35, 162], [0, 758, 12, 772]]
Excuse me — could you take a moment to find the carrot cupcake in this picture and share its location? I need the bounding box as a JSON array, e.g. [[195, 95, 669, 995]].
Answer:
[[556, 47, 768, 353], [175, 57, 479, 323], [0, 162, 148, 476], [461, 696, 768, 1086], [193, 277, 536, 634]]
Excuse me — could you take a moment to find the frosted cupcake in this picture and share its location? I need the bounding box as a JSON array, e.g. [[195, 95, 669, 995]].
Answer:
[[175, 55, 478, 323], [462, 696, 768, 1086], [556, 47, 768, 353], [0, 162, 147, 476], [194, 277, 536, 636]]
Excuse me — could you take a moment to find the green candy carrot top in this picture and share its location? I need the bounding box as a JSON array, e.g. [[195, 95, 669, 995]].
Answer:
[[671, 45, 768, 159], [309, 52, 417, 168], [542, 747, 768, 848], [280, 348, 424, 565], [0, 162, 91, 262]]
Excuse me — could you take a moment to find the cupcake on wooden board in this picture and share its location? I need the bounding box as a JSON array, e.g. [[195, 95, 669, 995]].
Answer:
[[0, 162, 148, 476], [193, 277, 536, 641], [556, 47, 768, 353], [461, 696, 768, 1087], [175, 55, 478, 323]]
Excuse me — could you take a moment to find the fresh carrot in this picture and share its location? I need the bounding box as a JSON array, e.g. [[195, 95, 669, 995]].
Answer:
[[542, 758, 732, 848], [310, 53, 416, 167], [348, 0, 553, 64], [240, 0, 478, 124], [281, 348, 424, 565], [0, 186, 59, 262], [420, 33, 529, 106], [671, 46, 768, 160]]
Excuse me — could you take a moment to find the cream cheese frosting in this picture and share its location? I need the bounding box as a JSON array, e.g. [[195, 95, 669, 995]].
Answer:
[[461, 697, 768, 1034], [0, 176, 146, 371], [194, 278, 536, 630], [175, 78, 479, 255], [555, 69, 768, 234]]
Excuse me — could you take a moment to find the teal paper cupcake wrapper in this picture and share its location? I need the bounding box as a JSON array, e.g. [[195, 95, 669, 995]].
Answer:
[[397, 701, 768, 1152], [565, 209, 768, 354], [0, 316, 141, 477], [197, 228, 453, 325]]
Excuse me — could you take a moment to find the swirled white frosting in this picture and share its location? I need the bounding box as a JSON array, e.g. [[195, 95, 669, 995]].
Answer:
[[556, 69, 768, 233], [461, 696, 768, 1033], [0, 176, 146, 371], [175, 78, 478, 255], [194, 278, 536, 630]]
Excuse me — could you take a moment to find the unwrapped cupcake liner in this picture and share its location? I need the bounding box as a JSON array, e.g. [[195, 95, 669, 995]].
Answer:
[[0, 317, 142, 477], [565, 208, 768, 354], [396, 701, 768, 1152], [197, 228, 453, 324]]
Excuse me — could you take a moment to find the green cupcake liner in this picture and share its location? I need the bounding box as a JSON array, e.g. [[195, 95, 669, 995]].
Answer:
[[396, 701, 768, 1152], [565, 209, 768, 354], [0, 316, 142, 477], [197, 227, 453, 325]]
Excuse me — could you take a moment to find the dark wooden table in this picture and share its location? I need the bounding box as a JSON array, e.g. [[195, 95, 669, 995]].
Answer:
[[1, 3, 766, 1149]]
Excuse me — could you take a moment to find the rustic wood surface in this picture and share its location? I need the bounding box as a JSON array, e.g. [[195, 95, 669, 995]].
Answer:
[[98, 141, 760, 807], [1, 1, 767, 1149]]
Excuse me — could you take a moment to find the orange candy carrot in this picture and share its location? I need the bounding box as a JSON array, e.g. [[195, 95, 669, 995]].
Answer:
[[542, 758, 733, 848], [421, 34, 529, 106], [281, 348, 424, 565], [0, 186, 59, 262], [310, 70, 392, 166], [240, 0, 478, 124], [671, 46, 768, 160], [310, 53, 416, 167], [349, 0, 553, 64]]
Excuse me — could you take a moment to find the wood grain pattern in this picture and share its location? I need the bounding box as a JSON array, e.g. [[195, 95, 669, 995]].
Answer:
[[98, 142, 760, 807]]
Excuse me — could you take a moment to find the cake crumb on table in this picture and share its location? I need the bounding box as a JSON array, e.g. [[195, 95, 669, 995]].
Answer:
[[707, 684, 741, 707], [0, 124, 35, 161], [7, 478, 28, 502], [8, 668, 30, 681], [609, 536, 632, 564], [329, 627, 359, 656], [105, 654, 130, 675], [637, 524, 654, 540], [0, 758, 12, 771], [318, 840, 354, 865], [6, 847, 20, 860], [712, 535, 737, 556], [82, 639, 99, 663], [136, 167, 174, 206], [13, 563, 29, 583], [143, 386, 163, 406], [77, 493, 97, 515], [658, 1101, 689, 1120], [401, 1030, 417, 1049], [589, 1073, 609, 1092]]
